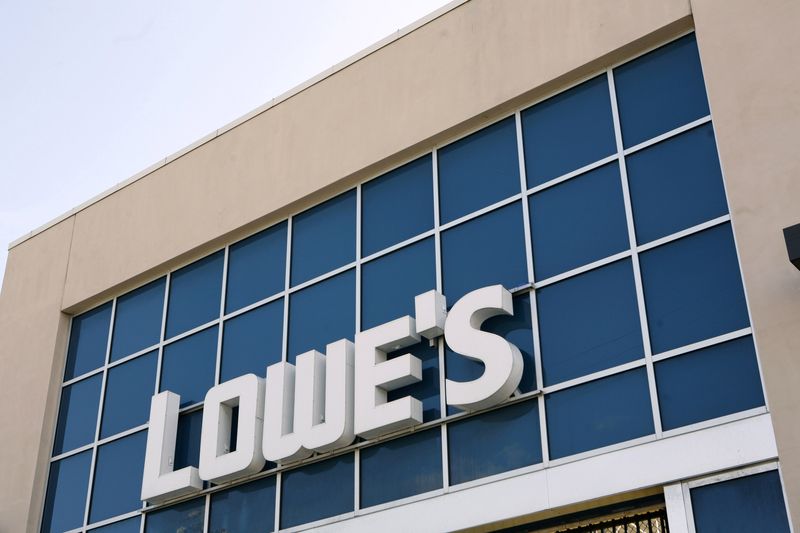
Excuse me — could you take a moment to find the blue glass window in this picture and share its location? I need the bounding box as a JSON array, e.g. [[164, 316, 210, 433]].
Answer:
[[226, 222, 287, 314], [175, 409, 203, 470], [446, 294, 536, 415], [280, 454, 354, 528], [438, 117, 521, 224], [145, 497, 205, 533], [287, 269, 355, 362], [537, 260, 643, 386], [41, 450, 91, 533], [53, 374, 102, 455], [546, 368, 653, 459], [441, 202, 528, 303], [448, 399, 541, 485], [387, 341, 440, 422], [160, 327, 217, 408], [209, 476, 276, 533], [361, 238, 436, 330], [627, 123, 727, 244], [65, 302, 111, 380], [522, 75, 616, 187], [221, 299, 283, 382], [91, 517, 141, 533], [691, 470, 790, 532], [101, 350, 157, 438], [360, 428, 442, 508], [640, 223, 749, 354], [362, 155, 434, 255], [166, 251, 224, 339], [657, 336, 764, 430], [529, 163, 629, 280], [291, 190, 356, 286], [614, 33, 709, 148], [110, 277, 165, 361], [89, 431, 147, 523]]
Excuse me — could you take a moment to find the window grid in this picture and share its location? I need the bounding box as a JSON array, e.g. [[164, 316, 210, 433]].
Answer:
[[45, 35, 766, 533]]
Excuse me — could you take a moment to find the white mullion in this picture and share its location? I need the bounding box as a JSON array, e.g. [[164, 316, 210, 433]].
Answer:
[[652, 327, 752, 363], [623, 114, 712, 157], [203, 493, 211, 533], [637, 214, 730, 253], [154, 272, 171, 395], [354, 184, 363, 510], [607, 69, 663, 437], [354, 448, 361, 511], [526, 153, 619, 196], [285, 260, 357, 295], [274, 472, 283, 532], [61, 366, 104, 388], [437, 192, 522, 232], [281, 218, 293, 364], [215, 247, 230, 386]]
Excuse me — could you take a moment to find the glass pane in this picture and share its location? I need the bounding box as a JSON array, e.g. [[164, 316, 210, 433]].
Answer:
[[221, 299, 283, 382], [546, 368, 654, 459], [226, 222, 288, 314], [362, 155, 434, 256], [537, 259, 643, 386], [640, 223, 749, 354], [110, 277, 165, 361], [291, 190, 356, 286], [65, 302, 111, 380], [101, 350, 157, 438], [522, 75, 616, 187], [691, 470, 790, 532], [656, 336, 764, 430], [160, 327, 217, 408], [166, 251, 224, 339], [41, 450, 92, 533], [361, 238, 436, 331], [145, 497, 205, 533], [627, 123, 728, 244], [448, 399, 541, 485], [280, 454, 354, 528], [90, 516, 141, 533], [287, 269, 355, 363], [360, 428, 442, 508], [53, 373, 102, 455], [175, 409, 203, 470], [209, 476, 276, 533], [529, 162, 629, 280], [387, 341, 440, 422], [89, 431, 147, 523], [438, 117, 521, 224], [441, 202, 528, 303], [614, 33, 709, 148]]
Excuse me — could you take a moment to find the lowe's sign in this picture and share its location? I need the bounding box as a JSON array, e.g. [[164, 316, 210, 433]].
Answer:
[[141, 285, 524, 503]]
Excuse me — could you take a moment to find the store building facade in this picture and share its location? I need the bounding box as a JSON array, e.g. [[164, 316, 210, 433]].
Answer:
[[1, 1, 799, 531]]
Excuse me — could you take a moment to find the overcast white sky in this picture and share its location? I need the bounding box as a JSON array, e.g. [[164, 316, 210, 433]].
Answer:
[[0, 0, 453, 287]]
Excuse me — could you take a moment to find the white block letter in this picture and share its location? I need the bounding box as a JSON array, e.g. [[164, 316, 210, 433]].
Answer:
[[444, 285, 523, 411]]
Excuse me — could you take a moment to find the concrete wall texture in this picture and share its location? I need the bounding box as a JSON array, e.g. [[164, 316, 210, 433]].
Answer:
[[1, 0, 798, 531]]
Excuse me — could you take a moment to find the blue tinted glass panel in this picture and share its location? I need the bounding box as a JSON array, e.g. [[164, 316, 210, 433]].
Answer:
[[387, 341, 440, 421], [91, 517, 141, 533], [657, 336, 764, 430], [546, 368, 653, 459], [101, 351, 157, 438], [209, 476, 276, 533], [627, 124, 727, 244], [41, 451, 92, 533], [614, 33, 709, 148], [361, 238, 436, 330], [291, 190, 356, 286], [53, 374, 102, 455], [691, 470, 790, 532], [221, 300, 283, 382], [65, 302, 111, 380], [287, 269, 355, 362], [226, 222, 288, 314], [446, 294, 536, 415], [166, 251, 224, 338], [110, 277, 165, 361], [522, 75, 616, 187], [89, 431, 147, 523], [160, 327, 217, 407], [640, 223, 749, 354], [145, 497, 205, 533], [360, 429, 442, 508], [362, 155, 434, 255], [538, 260, 643, 386], [441, 202, 528, 303], [175, 409, 203, 470], [438, 117, 521, 223], [529, 163, 629, 279], [280, 454, 354, 528], [448, 399, 541, 485]]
